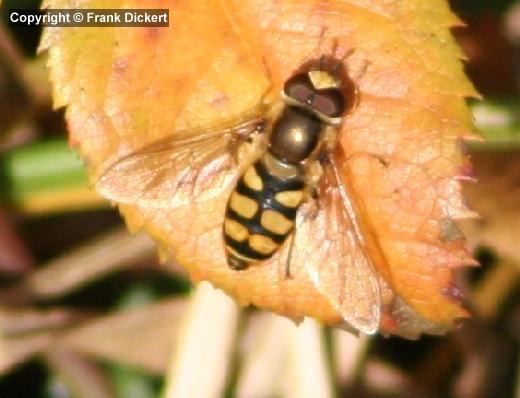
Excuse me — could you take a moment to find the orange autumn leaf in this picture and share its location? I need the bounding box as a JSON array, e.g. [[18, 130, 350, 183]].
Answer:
[[40, 0, 479, 338]]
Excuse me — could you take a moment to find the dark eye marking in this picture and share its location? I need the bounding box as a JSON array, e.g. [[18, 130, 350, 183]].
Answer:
[[284, 74, 314, 105], [283, 69, 348, 119], [310, 90, 345, 118]]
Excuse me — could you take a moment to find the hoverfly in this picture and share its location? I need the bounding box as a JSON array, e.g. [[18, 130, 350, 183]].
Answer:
[[96, 52, 381, 334]]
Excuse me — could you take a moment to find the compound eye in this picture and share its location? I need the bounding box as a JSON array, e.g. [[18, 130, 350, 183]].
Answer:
[[284, 74, 314, 106], [311, 90, 346, 118]]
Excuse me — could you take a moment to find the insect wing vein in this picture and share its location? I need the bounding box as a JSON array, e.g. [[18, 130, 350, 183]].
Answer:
[[297, 155, 381, 334], [96, 121, 261, 208]]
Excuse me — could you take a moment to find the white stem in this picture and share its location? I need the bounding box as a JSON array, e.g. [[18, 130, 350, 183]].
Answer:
[[284, 318, 333, 398], [162, 282, 239, 398]]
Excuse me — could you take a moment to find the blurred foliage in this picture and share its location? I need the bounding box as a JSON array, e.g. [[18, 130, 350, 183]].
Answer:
[[453, 0, 518, 16], [0, 0, 519, 398]]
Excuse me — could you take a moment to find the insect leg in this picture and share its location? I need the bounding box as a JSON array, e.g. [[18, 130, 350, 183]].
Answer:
[[284, 232, 296, 279], [234, 128, 269, 173]]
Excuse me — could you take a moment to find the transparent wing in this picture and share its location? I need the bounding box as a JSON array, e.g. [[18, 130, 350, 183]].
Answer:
[[295, 154, 381, 334], [96, 120, 263, 208]]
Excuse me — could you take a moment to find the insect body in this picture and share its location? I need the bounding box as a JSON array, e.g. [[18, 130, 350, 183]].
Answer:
[[224, 152, 305, 270], [224, 60, 350, 270], [96, 53, 382, 334]]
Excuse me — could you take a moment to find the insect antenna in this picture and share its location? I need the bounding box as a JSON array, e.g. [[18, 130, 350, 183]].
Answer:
[[316, 25, 329, 56]]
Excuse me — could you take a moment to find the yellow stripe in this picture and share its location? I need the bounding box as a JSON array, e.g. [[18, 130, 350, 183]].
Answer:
[[229, 191, 258, 219], [260, 210, 294, 235], [249, 234, 278, 255], [242, 166, 263, 191], [274, 190, 303, 208], [224, 218, 249, 242]]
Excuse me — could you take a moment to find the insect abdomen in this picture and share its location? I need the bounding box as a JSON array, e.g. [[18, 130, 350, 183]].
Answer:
[[224, 154, 305, 270]]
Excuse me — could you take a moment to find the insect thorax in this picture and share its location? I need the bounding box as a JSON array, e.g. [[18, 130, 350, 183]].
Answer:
[[269, 106, 323, 164]]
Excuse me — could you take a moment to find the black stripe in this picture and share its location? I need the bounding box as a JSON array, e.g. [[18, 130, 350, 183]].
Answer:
[[224, 234, 273, 261], [226, 208, 287, 244], [255, 160, 302, 219], [267, 196, 298, 220], [236, 178, 263, 202], [235, 179, 298, 220]]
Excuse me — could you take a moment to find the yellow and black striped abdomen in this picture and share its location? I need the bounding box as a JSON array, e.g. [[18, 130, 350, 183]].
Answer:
[[224, 156, 305, 270]]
